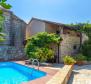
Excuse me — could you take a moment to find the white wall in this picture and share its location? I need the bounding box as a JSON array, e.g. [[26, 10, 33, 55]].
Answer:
[[26, 19, 45, 39], [82, 33, 88, 43]]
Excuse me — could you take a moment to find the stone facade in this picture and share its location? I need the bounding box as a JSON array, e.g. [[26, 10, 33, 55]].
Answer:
[[26, 18, 81, 62], [0, 8, 27, 61], [60, 30, 80, 61]]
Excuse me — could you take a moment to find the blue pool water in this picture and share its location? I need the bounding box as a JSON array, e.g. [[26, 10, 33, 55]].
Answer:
[[0, 62, 46, 84]]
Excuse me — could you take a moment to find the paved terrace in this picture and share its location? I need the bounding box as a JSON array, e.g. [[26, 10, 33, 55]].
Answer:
[[15, 61, 64, 84], [15, 61, 91, 84], [68, 65, 91, 84]]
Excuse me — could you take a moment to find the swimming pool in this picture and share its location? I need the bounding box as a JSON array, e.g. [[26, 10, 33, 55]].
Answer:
[[0, 62, 46, 84]]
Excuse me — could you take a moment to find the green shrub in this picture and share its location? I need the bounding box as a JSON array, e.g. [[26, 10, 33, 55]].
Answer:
[[25, 32, 62, 62], [74, 53, 87, 61], [81, 41, 91, 61], [35, 48, 54, 62], [63, 56, 76, 65]]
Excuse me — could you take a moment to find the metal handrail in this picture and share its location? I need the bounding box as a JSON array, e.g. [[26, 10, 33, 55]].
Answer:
[[32, 59, 39, 70]]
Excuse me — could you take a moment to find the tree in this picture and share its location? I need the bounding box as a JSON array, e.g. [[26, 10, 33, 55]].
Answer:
[[0, 0, 11, 9], [79, 23, 91, 60], [0, 0, 11, 42], [25, 32, 62, 62]]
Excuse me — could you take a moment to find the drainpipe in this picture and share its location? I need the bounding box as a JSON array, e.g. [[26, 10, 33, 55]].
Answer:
[[57, 43, 60, 63], [56, 30, 60, 63], [79, 32, 82, 50]]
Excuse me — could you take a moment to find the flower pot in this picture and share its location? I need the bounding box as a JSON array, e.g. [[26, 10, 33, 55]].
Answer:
[[64, 62, 75, 65], [76, 61, 85, 66]]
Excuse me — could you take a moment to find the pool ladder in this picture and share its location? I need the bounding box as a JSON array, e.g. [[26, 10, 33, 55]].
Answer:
[[29, 59, 40, 75], [32, 59, 40, 70]]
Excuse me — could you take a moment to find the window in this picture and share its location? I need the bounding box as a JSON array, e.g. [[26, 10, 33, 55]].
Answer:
[[73, 45, 77, 50], [77, 34, 80, 37]]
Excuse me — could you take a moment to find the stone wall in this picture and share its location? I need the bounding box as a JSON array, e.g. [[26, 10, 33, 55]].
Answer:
[[25, 18, 82, 63], [0, 8, 27, 60], [60, 31, 80, 62], [47, 65, 73, 84], [2, 10, 12, 45], [0, 8, 27, 47], [11, 15, 26, 48], [0, 46, 25, 61], [45, 23, 80, 62]]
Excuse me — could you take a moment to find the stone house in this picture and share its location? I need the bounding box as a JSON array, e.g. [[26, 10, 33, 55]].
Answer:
[[0, 7, 27, 61], [26, 18, 82, 63]]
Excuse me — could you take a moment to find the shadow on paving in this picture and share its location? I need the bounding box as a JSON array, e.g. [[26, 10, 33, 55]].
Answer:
[[68, 65, 91, 84], [68, 71, 79, 84], [74, 64, 91, 71]]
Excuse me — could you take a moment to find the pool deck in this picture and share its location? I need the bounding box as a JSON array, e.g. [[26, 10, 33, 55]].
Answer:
[[68, 65, 91, 84], [0, 61, 91, 84], [15, 61, 63, 84]]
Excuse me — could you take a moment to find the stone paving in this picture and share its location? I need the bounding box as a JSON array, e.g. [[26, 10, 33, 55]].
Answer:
[[68, 65, 91, 84], [15, 61, 64, 84], [15, 61, 91, 84]]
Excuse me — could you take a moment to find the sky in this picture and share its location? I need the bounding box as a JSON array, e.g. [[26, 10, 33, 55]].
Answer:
[[7, 0, 91, 24]]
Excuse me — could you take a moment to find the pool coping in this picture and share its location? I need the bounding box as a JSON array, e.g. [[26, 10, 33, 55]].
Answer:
[[14, 61, 59, 84], [47, 65, 73, 84]]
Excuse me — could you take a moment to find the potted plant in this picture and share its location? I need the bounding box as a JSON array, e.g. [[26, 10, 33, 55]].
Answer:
[[63, 56, 76, 65], [74, 53, 87, 65]]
